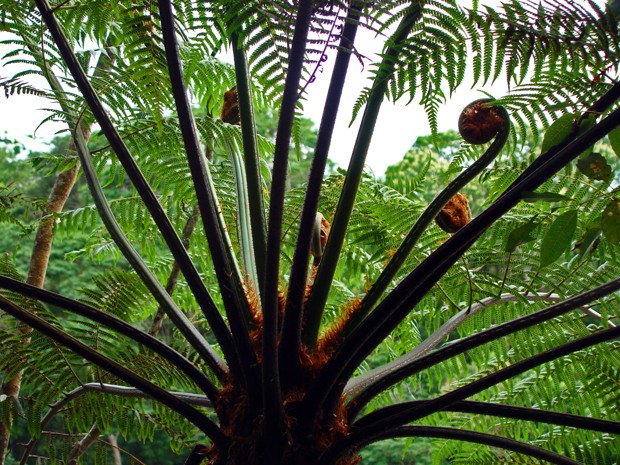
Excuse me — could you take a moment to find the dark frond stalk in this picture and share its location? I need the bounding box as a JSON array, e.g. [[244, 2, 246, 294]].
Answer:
[[280, 0, 364, 386], [183, 445, 210, 465], [69, 111, 226, 378], [33, 0, 237, 369], [344, 284, 620, 421], [53, 383, 213, 408], [302, 3, 424, 347], [0, 275, 219, 399], [354, 400, 620, 434], [0, 295, 228, 447], [0, 27, 109, 464], [340, 326, 620, 447], [157, 0, 259, 392], [319, 425, 583, 465], [27, 26, 225, 376], [231, 33, 267, 294], [342, 102, 509, 336], [19, 383, 213, 464], [150, 203, 201, 336], [27, 27, 224, 378], [261, 0, 315, 456], [346, 279, 620, 419], [19, 383, 212, 465], [303, 106, 620, 427], [501, 80, 620, 198]]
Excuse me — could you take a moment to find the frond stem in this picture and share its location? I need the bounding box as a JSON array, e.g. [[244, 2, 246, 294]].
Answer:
[[319, 425, 582, 465], [342, 102, 509, 336], [280, 0, 364, 386], [19, 382, 214, 465], [29, 31, 227, 378], [261, 0, 315, 455], [0, 295, 228, 447], [231, 33, 267, 294], [302, 2, 424, 347], [354, 400, 620, 434], [301, 106, 620, 433], [344, 288, 614, 414], [70, 109, 227, 379], [33, 0, 237, 371], [338, 326, 620, 452], [0, 275, 220, 398], [158, 0, 259, 392]]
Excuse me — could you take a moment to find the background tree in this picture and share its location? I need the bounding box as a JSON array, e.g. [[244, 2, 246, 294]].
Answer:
[[1, 1, 620, 465]]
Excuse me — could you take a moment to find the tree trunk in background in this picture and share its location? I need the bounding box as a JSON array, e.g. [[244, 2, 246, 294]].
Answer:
[[0, 137, 84, 465], [108, 433, 123, 465]]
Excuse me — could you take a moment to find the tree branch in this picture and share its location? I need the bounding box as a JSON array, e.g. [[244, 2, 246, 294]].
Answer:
[[67, 424, 100, 465]]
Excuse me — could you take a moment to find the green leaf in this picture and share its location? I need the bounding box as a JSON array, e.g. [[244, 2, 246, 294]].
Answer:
[[522, 191, 569, 203], [541, 113, 575, 154], [506, 221, 538, 253], [576, 152, 612, 182], [607, 126, 620, 159], [575, 227, 602, 259], [602, 199, 620, 245], [540, 210, 578, 267], [576, 114, 597, 158]]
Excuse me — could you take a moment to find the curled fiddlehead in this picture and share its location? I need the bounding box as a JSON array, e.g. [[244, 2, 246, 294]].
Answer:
[[458, 99, 507, 144], [434, 192, 471, 233], [339, 99, 510, 335]]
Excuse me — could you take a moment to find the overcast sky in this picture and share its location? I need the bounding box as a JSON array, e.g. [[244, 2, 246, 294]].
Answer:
[[0, 0, 510, 176]]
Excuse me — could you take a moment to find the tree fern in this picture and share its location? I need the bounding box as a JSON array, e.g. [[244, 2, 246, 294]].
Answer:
[[0, 1, 619, 464]]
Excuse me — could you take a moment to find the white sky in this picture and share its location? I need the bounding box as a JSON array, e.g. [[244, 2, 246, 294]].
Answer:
[[1, 0, 508, 175], [300, 21, 507, 175]]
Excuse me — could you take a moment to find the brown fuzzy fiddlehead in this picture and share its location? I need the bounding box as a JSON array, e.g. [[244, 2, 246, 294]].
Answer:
[[221, 88, 240, 125], [458, 99, 507, 144], [435, 192, 471, 233]]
